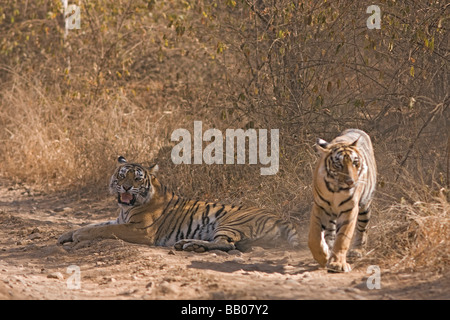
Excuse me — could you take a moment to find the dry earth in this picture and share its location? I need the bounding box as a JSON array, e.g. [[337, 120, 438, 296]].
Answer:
[[0, 180, 448, 300]]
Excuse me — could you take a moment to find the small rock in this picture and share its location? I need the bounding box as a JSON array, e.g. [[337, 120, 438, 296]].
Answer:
[[73, 240, 91, 250], [30, 227, 40, 234], [210, 250, 228, 256], [119, 289, 138, 296], [157, 281, 176, 295], [47, 272, 64, 280], [228, 250, 242, 256], [345, 287, 362, 294], [27, 233, 42, 240], [302, 272, 312, 278], [285, 279, 299, 286], [211, 291, 226, 299]]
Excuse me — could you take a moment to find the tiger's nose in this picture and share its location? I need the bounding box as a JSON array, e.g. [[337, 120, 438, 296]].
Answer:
[[345, 178, 354, 186]]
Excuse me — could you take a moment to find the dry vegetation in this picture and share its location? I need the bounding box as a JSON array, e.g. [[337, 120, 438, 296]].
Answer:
[[0, 0, 449, 277]]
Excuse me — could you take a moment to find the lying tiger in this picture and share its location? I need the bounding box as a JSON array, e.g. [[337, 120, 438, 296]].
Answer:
[[58, 156, 299, 252]]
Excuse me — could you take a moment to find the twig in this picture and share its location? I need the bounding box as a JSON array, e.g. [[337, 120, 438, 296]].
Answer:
[[395, 100, 449, 182]]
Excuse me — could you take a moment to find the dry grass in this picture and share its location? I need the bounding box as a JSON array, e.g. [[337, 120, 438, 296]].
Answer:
[[0, 73, 171, 192], [368, 183, 449, 273]]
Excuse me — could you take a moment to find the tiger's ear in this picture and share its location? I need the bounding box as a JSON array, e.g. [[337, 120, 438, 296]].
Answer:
[[350, 136, 360, 147], [149, 164, 159, 175], [118, 156, 127, 164], [315, 138, 330, 154]]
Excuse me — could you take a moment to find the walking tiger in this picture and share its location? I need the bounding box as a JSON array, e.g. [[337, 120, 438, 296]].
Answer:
[[308, 129, 376, 272]]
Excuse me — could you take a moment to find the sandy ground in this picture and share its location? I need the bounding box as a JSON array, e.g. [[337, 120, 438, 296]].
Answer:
[[0, 181, 448, 300]]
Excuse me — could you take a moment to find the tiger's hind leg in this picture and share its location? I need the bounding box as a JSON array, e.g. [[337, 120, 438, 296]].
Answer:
[[348, 208, 371, 258], [324, 218, 336, 251], [308, 204, 331, 268], [174, 223, 246, 253], [174, 236, 235, 253]]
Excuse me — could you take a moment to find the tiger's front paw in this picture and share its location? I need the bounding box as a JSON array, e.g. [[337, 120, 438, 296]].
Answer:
[[174, 239, 208, 253], [174, 239, 235, 253], [347, 248, 364, 258], [71, 227, 95, 243], [327, 260, 352, 273], [58, 230, 75, 244]]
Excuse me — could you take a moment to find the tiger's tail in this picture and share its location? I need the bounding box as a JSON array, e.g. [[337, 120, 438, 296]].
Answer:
[[236, 218, 300, 251], [281, 220, 300, 248]]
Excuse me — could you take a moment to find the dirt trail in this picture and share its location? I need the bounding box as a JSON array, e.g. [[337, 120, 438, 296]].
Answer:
[[0, 182, 448, 300]]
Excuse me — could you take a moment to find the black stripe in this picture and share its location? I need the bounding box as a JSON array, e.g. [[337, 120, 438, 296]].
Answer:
[[158, 198, 189, 241], [336, 220, 351, 234], [191, 223, 201, 239], [150, 196, 180, 234], [315, 186, 331, 206], [202, 204, 211, 225], [313, 200, 333, 217], [214, 205, 226, 218], [183, 201, 200, 240], [213, 234, 233, 242], [339, 195, 353, 207], [253, 215, 273, 235], [255, 217, 269, 235], [339, 207, 353, 215], [227, 214, 258, 226], [144, 192, 178, 230], [215, 226, 240, 238], [325, 157, 334, 177], [324, 179, 335, 193]]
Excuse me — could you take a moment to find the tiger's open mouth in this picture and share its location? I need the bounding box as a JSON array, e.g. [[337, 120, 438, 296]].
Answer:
[[118, 192, 136, 206]]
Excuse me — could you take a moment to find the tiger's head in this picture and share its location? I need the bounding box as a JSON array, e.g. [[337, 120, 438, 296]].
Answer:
[[109, 156, 159, 208], [316, 137, 363, 189]]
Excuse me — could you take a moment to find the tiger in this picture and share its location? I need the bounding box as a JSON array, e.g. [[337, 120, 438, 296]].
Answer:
[[308, 129, 376, 272], [58, 156, 299, 252]]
